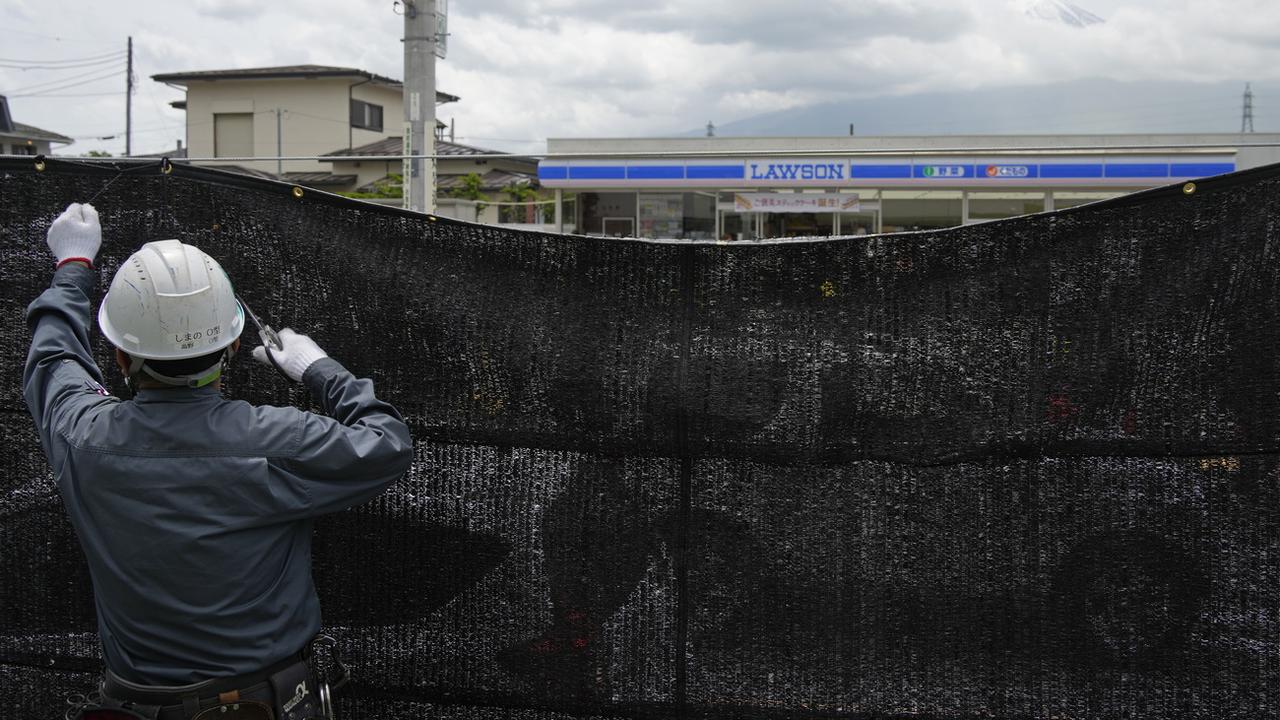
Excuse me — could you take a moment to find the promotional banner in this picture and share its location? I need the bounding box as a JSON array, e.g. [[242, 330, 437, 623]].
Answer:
[[731, 192, 860, 212], [1, 157, 1277, 719]]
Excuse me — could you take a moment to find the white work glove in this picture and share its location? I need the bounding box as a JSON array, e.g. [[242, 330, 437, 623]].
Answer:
[[251, 328, 328, 382], [47, 202, 102, 266]]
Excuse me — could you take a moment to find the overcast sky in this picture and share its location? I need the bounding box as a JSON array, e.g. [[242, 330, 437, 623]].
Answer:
[[3, 0, 1278, 156]]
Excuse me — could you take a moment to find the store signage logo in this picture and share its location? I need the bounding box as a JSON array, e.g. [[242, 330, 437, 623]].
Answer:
[[922, 165, 967, 178], [985, 165, 1030, 178], [749, 162, 845, 181]]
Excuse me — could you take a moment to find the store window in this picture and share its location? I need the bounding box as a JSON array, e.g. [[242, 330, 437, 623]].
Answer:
[[631, 192, 716, 239], [881, 190, 963, 232], [579, 192, 637, 236], [967, 192, 1046, 222], [1054, 191, 1124, 210], [350, 100, 384, 132], [638, 193, 682, 238], [682, 192, 716, 240], [838, 189, 878, 236], [763, 212, 834, 238], [838, 212, 876, 235], [720, 213, 758, 242], [213, 113, 253, 158]]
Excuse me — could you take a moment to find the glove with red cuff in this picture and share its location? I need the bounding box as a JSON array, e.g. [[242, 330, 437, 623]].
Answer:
[[47, 202, 102, 268]]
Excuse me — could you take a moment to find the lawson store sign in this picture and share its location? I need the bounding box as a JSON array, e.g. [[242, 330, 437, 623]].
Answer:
[[538, 156, 1237, 188]]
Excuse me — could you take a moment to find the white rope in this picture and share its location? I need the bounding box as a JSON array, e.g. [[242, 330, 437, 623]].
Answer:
[[74, 139, 1280, 164]]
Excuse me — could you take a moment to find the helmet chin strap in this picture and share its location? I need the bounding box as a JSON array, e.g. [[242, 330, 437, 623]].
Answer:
[[126, 348, 234, 389]]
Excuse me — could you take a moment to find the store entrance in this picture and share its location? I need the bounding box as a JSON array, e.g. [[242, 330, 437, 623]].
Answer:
[[763, 212, 834, 238]]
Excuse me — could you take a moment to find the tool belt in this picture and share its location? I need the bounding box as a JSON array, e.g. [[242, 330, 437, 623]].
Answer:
[[67, 636, 349, 720]]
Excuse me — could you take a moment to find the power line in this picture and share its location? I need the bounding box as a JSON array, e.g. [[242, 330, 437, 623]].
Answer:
[[0, 49, 125, 66], [23, 91, 125, 98], [0, 53, 126, 71], [8, 67, 126, 98], [283, 109, 349, 125], [3, 63, 124, 95]]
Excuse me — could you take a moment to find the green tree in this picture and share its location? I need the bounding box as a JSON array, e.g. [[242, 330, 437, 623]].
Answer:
[[502, 181, 543, 223], [85, 150, 112, 157], [450, 172, 488, 212], [339, 173, 403, 200]]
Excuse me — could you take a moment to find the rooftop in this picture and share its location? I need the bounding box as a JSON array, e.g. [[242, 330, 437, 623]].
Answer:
[[1, 122, 73, 145], [152, 65, 459, 104], [322, 136, 515, 158]]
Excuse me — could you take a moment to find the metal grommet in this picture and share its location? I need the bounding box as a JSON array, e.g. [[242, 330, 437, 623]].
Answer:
[[160, 158, 174, 175], [1182, 182, 1197, 195], [427, 215, 437, 222], [291, 186, 304, 198], [34, 155, 46, 172]]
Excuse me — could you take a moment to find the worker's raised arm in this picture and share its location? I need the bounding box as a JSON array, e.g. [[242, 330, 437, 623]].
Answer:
[[254, 328, 414, 516], [23, 203, 114, 449]]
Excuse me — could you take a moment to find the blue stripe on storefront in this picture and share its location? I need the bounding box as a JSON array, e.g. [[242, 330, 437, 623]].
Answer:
[[850, 165, 912, 179], [1039, 164, 1104, 178], [1105, 163, 1169, 178], [627, 165, 685, 179], [1170, 163, 1235, 177], [686, 165, 745, 179], [569, 166, 627, 180], [542, 160, 1236, 183]]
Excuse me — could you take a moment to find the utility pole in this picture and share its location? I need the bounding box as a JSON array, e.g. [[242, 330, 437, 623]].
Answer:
[[1242, 83, 1255, 133], [403, 0, 436, 213], [706, 121, 715, 137], [125, 36, 133, 156]]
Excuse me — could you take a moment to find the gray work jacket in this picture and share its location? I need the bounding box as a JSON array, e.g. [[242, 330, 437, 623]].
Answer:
[[23, 263, 413, 684]]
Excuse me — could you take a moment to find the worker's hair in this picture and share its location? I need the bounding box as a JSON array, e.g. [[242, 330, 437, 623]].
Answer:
[[143, 348, 227, 377]]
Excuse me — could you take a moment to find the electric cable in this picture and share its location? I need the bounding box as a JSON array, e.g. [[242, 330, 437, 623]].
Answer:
[[0, 49, 125, 65], [0, 53, 126, 71], [4, 64, 125, 96]]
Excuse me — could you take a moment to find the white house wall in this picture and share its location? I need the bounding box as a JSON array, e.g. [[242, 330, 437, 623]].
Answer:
[[182, 77, 403, 174]]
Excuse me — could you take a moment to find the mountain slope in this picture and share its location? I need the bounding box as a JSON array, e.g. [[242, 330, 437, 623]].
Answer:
[[687, 79, 1271, 138]]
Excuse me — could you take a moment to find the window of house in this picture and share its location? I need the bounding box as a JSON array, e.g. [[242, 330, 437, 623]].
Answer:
[[12, 144, 35, 156], [350, 100, 384, 132], [213, 113, 253, 158]]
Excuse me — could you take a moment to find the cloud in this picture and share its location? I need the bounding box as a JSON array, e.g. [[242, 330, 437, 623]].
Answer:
[[193, 0, 267, 22], [459, 0, 978, 48], [10, 0, 1280, 157]]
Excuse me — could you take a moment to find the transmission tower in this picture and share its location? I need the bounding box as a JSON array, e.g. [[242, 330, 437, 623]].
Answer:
[[1242, 83, 1255, 133]]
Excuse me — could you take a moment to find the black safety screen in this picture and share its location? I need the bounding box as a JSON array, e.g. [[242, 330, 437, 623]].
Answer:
[[2, 157, 1279, 719]]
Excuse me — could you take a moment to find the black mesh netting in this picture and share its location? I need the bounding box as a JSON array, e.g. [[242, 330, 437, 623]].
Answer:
[[2, 156, 1280, 719]]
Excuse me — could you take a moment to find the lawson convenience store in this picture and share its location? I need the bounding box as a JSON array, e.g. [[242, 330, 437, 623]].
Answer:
[[537, 134, 1280, 239]]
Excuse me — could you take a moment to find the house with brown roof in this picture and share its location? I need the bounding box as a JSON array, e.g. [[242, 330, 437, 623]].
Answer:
[[321, 136, 535, 192], [150, 64, 546, 224], [152, 64, 458, 184], [0, 95, 73, 156], [319, 136, 540, 223]]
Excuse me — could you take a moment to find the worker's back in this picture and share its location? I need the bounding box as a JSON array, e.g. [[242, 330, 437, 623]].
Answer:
[[59, 387, 325, 684]]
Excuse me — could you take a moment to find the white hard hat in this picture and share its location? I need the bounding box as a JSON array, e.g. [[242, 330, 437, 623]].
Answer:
[[98, 240, 244, 361]]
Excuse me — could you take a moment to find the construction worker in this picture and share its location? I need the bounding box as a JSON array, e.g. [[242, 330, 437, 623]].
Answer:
[[25, 203, 413, 719]]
